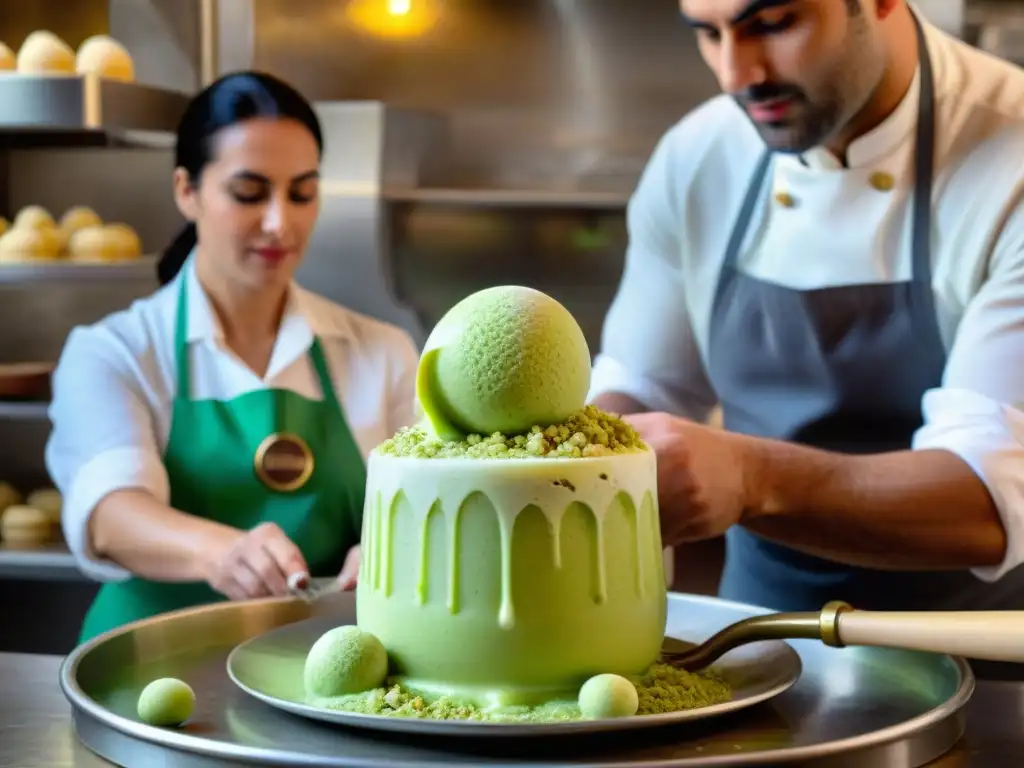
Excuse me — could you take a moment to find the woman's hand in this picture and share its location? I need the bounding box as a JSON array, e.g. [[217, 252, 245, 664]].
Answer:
[[201, 522, 309, 600], [335, 545, 361, 591]]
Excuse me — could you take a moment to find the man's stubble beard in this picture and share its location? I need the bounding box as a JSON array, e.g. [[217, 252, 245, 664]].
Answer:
[[742, 11, 886, 154]]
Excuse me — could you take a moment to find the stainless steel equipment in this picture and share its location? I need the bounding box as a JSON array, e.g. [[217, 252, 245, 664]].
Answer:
[[386, 194, 627, 353], [205, 0, 982, 351], [296, 102, 444, 344], [59, 591, 973, 767]]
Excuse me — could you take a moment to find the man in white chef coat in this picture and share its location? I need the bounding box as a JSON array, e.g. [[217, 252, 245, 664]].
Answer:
[[589, 0, 1024, 617]]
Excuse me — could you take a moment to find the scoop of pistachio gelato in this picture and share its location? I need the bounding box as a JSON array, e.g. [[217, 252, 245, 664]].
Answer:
[[417, 286, 591, 438]]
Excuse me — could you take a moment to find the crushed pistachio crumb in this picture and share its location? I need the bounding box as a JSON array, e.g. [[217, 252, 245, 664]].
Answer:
[[379, 405, 647, 459], [309, 663, 731, 723]]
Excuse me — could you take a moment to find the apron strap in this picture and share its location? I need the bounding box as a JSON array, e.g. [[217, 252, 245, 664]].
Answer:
[[174, 277, 192, 401], [910, 13, 936, 286], [308, 338, 344, 413], [711, 149, 773, 322], [722, 150, 773, 272], [175, 273, 345, 412]]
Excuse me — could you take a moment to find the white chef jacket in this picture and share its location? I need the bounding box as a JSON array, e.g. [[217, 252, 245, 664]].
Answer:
[[46, 256, 420, 581], [589, 19, 1024, 581]]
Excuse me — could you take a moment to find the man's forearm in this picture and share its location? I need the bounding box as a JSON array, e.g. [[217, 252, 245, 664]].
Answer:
[[741, 439, 1006, 570]]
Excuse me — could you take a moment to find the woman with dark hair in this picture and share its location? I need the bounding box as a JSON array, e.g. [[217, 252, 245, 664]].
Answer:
[[45, 71, 419, 642]]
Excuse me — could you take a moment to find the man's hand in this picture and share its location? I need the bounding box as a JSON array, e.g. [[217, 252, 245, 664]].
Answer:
[[625, 412, 753, 547], [335, 545, 361, 591], [625, 412, 1006, 570]]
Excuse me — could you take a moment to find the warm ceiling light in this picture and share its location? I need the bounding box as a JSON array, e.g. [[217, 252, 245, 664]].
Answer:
[[345, 0, 438, 38]]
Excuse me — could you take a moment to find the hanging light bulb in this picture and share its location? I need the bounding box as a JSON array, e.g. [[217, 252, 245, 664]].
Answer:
[[345, 0, 438, 38]]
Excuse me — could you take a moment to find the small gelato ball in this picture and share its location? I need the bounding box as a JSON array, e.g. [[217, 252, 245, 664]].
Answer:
[[137, 678, 195, 727], [578, 674, 639, 719], [419, 286, 591, 436], [304, 625, 388, 697], [76, 35, 135, 82], [17, 31, 76, 75]]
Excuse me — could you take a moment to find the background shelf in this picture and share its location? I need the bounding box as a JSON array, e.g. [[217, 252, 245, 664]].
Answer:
[[0, 255, 157, 283], [0, 401, 49, 420], [0, 74, 186, 147]]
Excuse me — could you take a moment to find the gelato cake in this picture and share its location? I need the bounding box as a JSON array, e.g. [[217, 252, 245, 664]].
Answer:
[[352, 286, 668, 709], [302, 286, 732, 720], [357, 413, 665, 707]]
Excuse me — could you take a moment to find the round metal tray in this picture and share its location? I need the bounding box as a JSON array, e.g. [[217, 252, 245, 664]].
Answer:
[[60, 592, 974, 767]]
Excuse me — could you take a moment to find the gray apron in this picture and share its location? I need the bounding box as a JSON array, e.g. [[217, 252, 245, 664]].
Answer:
[[710, 16, 1024, 651]]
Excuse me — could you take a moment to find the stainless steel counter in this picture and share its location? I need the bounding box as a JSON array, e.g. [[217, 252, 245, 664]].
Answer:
[[1, 653, 1022, 768]]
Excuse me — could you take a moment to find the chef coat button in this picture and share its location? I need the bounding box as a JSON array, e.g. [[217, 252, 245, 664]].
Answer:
[[774, 191, 796, 208], [870, 171, 895, 192]]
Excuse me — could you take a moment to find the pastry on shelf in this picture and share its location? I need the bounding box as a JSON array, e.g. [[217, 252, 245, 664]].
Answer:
[[0, 482, 21, 514], [59, 206, 103, 238], [14, 205, 55, 231], [76, 35, 134, 83], [0, 225, 62, 262], [27, 488, 62, 534], [0, 504, 54, 546], [69, 223, 142, 262], [17, 31, 76, 75], [0, 43, 15, 71]]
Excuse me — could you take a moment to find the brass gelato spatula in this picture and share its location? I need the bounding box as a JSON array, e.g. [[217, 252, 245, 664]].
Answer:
[[664, 600, 1024, 671]]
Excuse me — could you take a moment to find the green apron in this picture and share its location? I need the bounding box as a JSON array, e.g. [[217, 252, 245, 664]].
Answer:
[[78, 277, 367, 643]]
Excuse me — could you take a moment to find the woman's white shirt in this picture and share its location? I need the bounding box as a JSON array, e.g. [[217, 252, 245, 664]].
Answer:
[[45, 258, 420, 581]]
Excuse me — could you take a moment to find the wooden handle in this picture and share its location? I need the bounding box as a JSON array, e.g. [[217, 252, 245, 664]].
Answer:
[[838, 610, 1024, 662]]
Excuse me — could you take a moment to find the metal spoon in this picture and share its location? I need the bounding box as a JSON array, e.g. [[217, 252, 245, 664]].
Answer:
[[286, 572, 341, 603], [663, 600, 1024, 671]]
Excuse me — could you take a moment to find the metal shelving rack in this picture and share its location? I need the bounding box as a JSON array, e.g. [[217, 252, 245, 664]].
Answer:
[[0, 74, 188, 582], [0, 73, 188, 143], [0, 255, 158, 284]]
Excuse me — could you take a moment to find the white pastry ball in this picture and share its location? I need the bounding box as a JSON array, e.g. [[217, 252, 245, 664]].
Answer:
[[0, 505, 52, 546], [14, 205, 54, 231], [76, 35, 134, 82], [68, 223, 142, 262], [27, 488, 62, 525], [0, 227, 61, 262], [0, 43, 16, 71], [59, 206, 103, 236], [0, 482, 21, 512], [18, 31, 76, 75]]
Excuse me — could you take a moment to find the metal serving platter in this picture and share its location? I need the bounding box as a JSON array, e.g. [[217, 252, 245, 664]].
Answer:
[[60, 592, 974, 767], [225, 612, 800, 736]]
